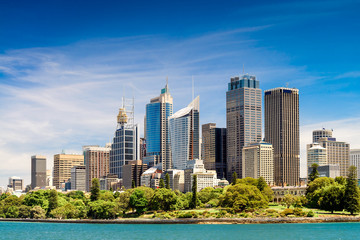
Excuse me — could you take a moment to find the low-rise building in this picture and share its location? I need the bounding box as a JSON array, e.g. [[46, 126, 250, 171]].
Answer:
[[272, 186, 307, 203], [308, 164, 340, 179], [140, 167, 162, 189], [8, 176, 24, 191], [123, 160, 147, 189], [184, 159, 220, 192], [166, 169, 185, 192], [100, 174, 119, 190]]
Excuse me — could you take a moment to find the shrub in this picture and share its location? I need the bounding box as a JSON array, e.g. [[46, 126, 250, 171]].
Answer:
[[307, 210, 315, 217], [30, 206, 46, 219], [293, 208, 306, 217], [280, 208, 294, 217], [178, 212, 193, 218]]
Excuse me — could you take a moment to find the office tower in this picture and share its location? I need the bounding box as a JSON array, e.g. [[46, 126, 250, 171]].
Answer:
[[122, 160, 147, 189], [307, 143, 327, 167], [350, 149, 360, 179], [226, 74, 262, 180], [242, 142, 274, 185], [71, 165, 86, 191], [184, 159, 219, 192], [8, 176, 24, 191], [110, 99, 139, 179], [202, 123, 227, 179], [139, 138, 146, 160], [53, 154, 84, 189], [313, 129, 333, 143], [169, 96, 200, 170], [84, 145, 111, 191], [265, 87, 299, 186], [31, 155, 47, 189], [144, 83, 173, 171]]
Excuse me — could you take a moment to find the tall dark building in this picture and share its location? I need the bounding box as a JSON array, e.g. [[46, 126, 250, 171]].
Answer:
[[122, 160, 148, 189], [226, 74, 262, 180], [202, 123, 227, 179], [31, 155, 47, 189], [264, 87, 299, 186]]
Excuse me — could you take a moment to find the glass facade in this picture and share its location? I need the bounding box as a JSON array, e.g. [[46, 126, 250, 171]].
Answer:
[[146, 102, 161, 156]]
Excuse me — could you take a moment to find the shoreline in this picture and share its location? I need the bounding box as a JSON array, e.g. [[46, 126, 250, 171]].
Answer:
[[1, 216, 360, 225]]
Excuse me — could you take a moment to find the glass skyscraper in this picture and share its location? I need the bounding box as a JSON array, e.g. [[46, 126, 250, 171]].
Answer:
[[145, 84, 173, 171], [226, 74, 262, 180], [169, 96, 200, 170]]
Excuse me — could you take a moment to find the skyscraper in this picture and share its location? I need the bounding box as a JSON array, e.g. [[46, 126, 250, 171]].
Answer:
[[144, 83, 173, 171], [110, 99, 139, 179], [202, 123, 227, 179], [226, 74, 262, 180], [31, 155, 47, 189], [53, 153, 84, 189], [169, 96, 200, 170], [264, 87, 299, 186], [84, 145, 111, 191]]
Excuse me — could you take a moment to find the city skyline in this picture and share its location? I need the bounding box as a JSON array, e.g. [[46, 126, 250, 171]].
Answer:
[[1, 0, 360, 187]]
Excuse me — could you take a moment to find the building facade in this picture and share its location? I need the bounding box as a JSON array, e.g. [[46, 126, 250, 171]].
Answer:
[[84, 145, 111, 191], [8, 176, 24, 191], [145, 83, 173, 171], [202, 123, 227, 179], [166, 169, 185, 192], [226, 74, 262, 180], [169, 96, 200, 170], [242, 142, 274, 185], [313, 129, 333, 143], [184, 159, 219, 192], [308, 164, 340, 178], [110, 105, 139, 179], [70, 165, 86, 191], [122, 160, 148, 189], [307, 143, 327, 167], [350, 149, 360, 179], [31, 155, 47, 189], [53, 154, 84, 189], [265, 87, 300, 186]]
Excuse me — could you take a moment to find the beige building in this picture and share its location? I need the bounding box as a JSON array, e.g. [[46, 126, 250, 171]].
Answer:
[[53, 154, 84, 189], [265, 87, 299, 186], [242, 142, 274, 185], [84, 145, 111, 191], [184, 159, 220, 192], [307, 143, 327, 167], [350, 149, 360, 179]]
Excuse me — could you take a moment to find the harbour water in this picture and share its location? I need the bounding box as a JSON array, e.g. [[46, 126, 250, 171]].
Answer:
[[1, 221, 359, 239]]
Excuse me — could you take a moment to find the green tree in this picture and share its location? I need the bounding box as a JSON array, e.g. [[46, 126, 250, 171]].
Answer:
[[129, 189, 148, 214], [150, 188, 177, 211], [30, 206, 46, 219], [159, 178, 165, 188], [309, 163, 320, 182], [344, 166, 360, 215], [281, 194, 296, 208], [190, 174, 198, 209], [335, 176, 347, 185], [88, 200, 117, 219], [90, 178, 100, 202], [48, 189, 58, 214], [165, 173, 170, 189], [232, 172, 237, 185], [257, 177, 267, 192], [132, 180, 136, 189], [318, 183, 345, 213], [306, 177, 335, 208]]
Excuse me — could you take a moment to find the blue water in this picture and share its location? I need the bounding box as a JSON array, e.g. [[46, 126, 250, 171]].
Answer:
[[0, 222, 359, 239]]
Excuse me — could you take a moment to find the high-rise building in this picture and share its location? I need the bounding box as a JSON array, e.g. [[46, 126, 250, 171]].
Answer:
[[110, 100, 139, 179], [71, 165, 86, 191], [313, 129, 333, 143], [145, 83, 173, 171], [31, 155, 47, 189], [169, 96, 200, 170], [226, 74, 262, 180], [53, 154, 84, 189], [84, 145, 111, 191], [350, 149, 360, 179], [242, 142, 274, 185], [8, 176, 24, 191], [122, 160, 148, 189], [307, 143, 327, 167], [265, 87, 299, 186], [202, 123, 227, 179], [139, 138, 146, 160]]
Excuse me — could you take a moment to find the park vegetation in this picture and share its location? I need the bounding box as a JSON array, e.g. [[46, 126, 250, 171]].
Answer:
[[1, 166, 360, 220]]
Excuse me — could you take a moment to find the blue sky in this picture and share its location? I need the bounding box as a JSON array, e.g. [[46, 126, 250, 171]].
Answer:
[[0, 0, 360, 187]]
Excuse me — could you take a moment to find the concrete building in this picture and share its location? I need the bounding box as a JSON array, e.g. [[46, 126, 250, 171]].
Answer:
[[53, 153, 84, 189], [100, 174, 119, 191], [84, 145, 111, 191], [307, 143, 327, 167], [226, 74, 262, 180], [140, 138, 146, 160], [316, 137, 350, 177], [272, 186, 307, 203], [350, 149, 360, 179], [313, 129, 333, 143], [110, 103, 139, 179], [166, 169, 185, 192], [308, 164, 340, 178], [70, 165, 86, 191], [145, 83, 173, 171], [202, 123, 227, 179], [184, 159, 219, 192], [122, 160, 147, 189], [31, 155, 47, 189], [265, 87, 300, 186], [242, 142, 274, 185], [169, 96, 200, 170], [140, 167, 162, 189], [8, 176, 24, 191]]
